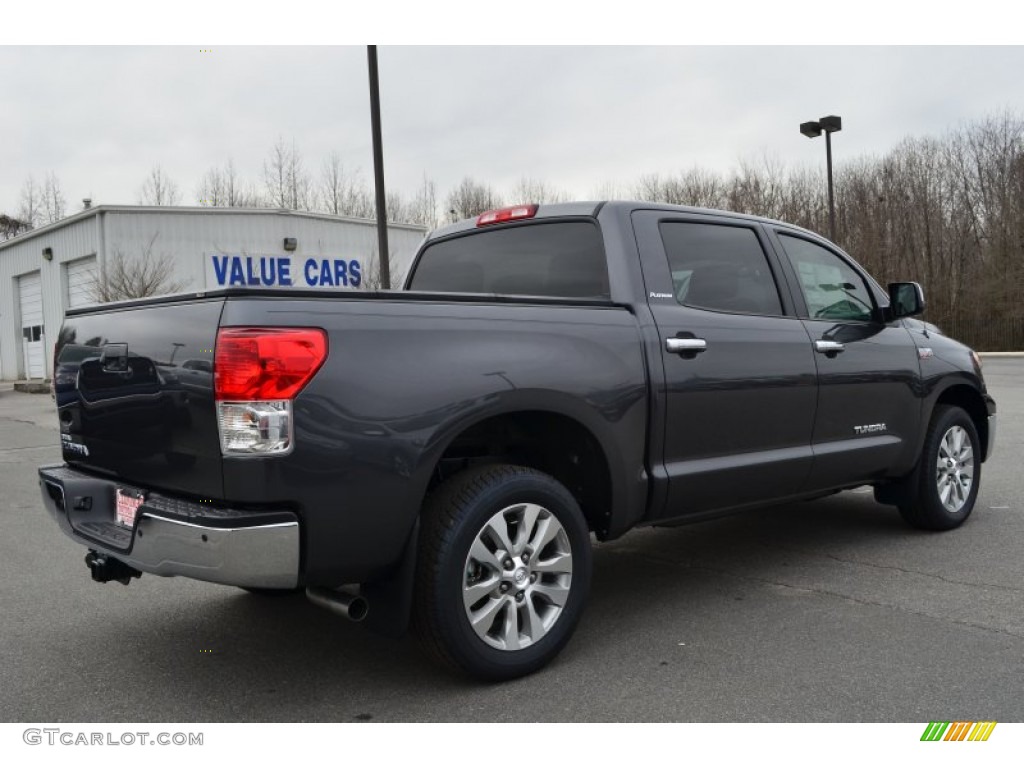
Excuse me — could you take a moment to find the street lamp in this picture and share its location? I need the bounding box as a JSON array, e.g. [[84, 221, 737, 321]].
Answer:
[[800, 115, 842, 241]]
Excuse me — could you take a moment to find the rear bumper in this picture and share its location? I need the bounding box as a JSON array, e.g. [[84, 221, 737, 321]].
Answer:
[[38, 464, 300, 589]]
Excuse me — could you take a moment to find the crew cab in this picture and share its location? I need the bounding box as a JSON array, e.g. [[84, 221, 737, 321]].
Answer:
[[38, 201, 996, 680]]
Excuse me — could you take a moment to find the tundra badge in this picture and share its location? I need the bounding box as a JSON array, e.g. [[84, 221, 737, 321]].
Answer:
[[854, 423, 887, 435]]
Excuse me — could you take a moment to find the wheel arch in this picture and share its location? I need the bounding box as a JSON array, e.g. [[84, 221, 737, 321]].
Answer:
[[360, 391, 645, 639], [422, 403, 622, 539], [930, 382, 990, 462]]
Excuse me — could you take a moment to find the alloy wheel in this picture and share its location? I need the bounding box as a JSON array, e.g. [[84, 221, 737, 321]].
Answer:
[[462, 503, 573, 651], [935, 425, 974, 513]]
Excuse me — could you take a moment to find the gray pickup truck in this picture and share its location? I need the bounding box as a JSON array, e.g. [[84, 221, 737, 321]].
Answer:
[[39, 201, 996, 680]]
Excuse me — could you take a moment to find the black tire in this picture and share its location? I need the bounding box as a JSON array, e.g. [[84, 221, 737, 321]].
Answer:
[[898, 405, 981, 531], [412, 464, 592, 681]]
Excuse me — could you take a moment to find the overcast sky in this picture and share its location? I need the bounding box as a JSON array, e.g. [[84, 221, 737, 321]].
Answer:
[[3, 45, 1024, 216]]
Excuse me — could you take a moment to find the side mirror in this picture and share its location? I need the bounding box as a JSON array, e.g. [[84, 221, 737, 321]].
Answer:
[[888, 281, 925, 318]]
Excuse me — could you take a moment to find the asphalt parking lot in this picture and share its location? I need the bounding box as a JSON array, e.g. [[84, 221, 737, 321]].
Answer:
[[1, 359, 1022, 723]]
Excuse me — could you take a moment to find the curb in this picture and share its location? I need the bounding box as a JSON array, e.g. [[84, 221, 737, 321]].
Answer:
[[13, 382, 51, 395], [977, 352, 1024, 358]]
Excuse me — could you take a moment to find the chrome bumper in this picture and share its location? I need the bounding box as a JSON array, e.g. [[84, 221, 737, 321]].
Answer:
[[986, 413, 996, 461], [39, 465, 299, 589]]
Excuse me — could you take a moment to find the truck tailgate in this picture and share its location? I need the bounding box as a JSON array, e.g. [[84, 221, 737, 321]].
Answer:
[[56, 296, 225, 500]]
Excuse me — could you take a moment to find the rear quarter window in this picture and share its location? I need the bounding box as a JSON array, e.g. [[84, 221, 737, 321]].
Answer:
[[408, 221, 610, 298]]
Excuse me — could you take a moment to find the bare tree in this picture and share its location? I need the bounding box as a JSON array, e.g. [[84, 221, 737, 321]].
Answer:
[[221, 159, 247, 206], [91, 233, 185, 301], [287, 144, 313, 211], [591, 180, 624, 200], [263, 137, 313, 210], [508, 176, 566, 205], [726, 152, 788, 218], [408, 174, 439, 229], [632, 173, 666, 203], [318, 152, 344, 214], [195, 165, 226, 207], [632, 169, 725, 208], [446, 177, 501, 220], [240, 182, 265, 208], [0, 213, 32, 241], [318, 153, 373, 217], [42, 171, 67, 222], [18, 175, 43, 228], [386, 190, 407, 223], [138, 166, 181, 206], [197, 160, 261, 207], [677, 167, 727, 209], [196, 166, 225, 207], [361, 247, 402, 290], [264, 139, 288, 208]]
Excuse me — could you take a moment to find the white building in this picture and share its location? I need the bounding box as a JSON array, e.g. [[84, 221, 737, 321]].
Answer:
[[0, 206, 427, 381]]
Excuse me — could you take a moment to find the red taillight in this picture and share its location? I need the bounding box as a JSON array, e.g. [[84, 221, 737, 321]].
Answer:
[[476, 204, 538, 227], [214, 328, 328, 401]]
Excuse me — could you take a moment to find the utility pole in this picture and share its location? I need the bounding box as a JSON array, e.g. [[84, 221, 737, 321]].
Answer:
[[367, 45, 390, 289]]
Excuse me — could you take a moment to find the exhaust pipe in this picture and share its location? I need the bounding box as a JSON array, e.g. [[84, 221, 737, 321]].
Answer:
[[306, 586, 369, 622], [85, 550, 142, 585]]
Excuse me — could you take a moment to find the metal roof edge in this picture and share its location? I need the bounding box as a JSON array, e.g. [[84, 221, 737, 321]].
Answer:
[[97, 205, 428, 232], [1, 205, 427, 252], [0, 206, 100, 249]]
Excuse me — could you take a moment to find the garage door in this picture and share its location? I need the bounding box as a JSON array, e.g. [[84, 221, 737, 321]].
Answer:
[[66, 256, 98, 310], [19, 272, 45, 379]]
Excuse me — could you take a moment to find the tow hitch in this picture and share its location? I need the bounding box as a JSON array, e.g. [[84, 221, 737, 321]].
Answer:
[[85, 550, 142, 585]]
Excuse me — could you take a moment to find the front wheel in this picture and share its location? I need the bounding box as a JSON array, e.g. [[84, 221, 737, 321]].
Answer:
[[413, 464, 592, 681], [898, 405, 981, 531]]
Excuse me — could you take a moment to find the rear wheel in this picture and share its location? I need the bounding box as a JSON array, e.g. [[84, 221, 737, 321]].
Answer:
[[897, 405, 981, 530], [413, 464, 592, 681]]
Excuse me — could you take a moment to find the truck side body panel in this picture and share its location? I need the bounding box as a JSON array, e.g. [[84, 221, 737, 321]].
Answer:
[[218, 296, 649, 584]]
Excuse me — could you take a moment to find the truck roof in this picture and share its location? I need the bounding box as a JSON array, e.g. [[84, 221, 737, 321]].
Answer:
[[426, 200, 822, 242]]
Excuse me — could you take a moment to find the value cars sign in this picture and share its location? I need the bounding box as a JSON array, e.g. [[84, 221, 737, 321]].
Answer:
[[207, 254, 363, 289]]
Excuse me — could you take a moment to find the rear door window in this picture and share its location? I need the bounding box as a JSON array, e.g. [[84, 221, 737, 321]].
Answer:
[[408, 221, 610, 298], [658, 222, 783, 315]]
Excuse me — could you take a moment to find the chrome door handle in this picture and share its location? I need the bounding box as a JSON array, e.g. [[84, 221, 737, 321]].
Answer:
[[666, 338, 707, 354], [814, 340, 845, 354]]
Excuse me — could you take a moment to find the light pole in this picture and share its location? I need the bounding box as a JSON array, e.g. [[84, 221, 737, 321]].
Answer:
[[800, 115, 842, 241], [367, 45, 390, 289]]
